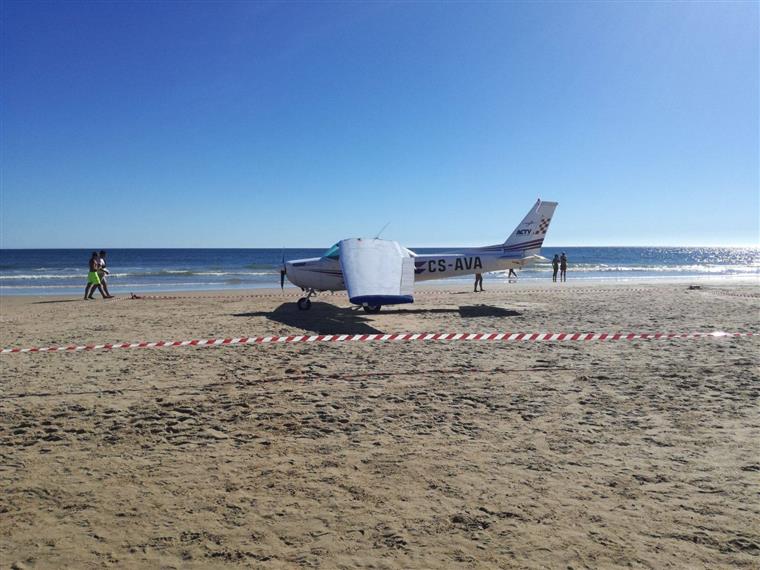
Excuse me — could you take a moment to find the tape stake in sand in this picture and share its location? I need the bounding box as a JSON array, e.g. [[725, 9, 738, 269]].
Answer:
[[0, 331, 754, 355]]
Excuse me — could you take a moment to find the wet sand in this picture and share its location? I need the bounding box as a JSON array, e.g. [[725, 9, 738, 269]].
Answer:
[[1, 281, 758, 568]]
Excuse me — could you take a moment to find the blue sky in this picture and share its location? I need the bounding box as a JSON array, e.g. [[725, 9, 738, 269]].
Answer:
[[1, 1, 757, 248]]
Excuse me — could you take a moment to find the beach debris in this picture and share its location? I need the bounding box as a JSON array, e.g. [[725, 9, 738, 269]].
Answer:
[[451, 513, 491, 531], [202, 428, 228, 440]]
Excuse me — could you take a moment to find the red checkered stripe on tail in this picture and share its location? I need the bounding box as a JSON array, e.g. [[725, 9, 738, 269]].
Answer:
[[535, 217, 550, 235]]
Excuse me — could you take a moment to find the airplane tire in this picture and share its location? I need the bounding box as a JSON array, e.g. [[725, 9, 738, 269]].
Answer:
[[363, 304, 381, 314], [297, 298, 312, 311]]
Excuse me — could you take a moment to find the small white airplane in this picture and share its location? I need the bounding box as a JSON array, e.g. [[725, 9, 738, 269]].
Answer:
[[281, 199, 558, 312]]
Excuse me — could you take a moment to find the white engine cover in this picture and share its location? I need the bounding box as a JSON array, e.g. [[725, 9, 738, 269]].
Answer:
[[338, 238, 414, 306]]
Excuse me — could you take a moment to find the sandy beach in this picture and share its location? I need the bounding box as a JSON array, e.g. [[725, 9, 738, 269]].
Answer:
[[1, 280, 758, 569]]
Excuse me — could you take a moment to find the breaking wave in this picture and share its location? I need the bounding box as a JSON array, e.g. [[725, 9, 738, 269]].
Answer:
[[506, 263, 759, 275]]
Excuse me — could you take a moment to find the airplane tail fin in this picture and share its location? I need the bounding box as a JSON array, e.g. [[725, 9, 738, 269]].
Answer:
[[502, 199, 558, 256]]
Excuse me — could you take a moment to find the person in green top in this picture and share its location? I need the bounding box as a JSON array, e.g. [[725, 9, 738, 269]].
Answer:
[[84, 251, 106, 300]]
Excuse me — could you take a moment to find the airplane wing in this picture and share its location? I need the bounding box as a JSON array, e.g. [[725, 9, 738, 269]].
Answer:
[[339, 238, 414, 306]]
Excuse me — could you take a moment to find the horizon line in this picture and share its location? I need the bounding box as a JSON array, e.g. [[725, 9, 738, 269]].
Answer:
[[1, 244, 758, 250]]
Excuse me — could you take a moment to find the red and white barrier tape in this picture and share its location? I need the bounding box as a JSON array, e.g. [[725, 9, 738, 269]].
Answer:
[[128, 292, 311, 300], [125, 288, 665, 301], [128, 291, 467, 301], [701, 289, 760, 299], [122, 287, 759, 302], [1, 331, 754, 355]]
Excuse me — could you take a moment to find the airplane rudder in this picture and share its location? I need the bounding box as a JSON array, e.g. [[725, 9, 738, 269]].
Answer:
[[503, 200, 557, 247]]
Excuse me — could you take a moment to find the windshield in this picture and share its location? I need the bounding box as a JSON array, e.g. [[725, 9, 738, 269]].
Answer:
[[322, 243, 340, 260]]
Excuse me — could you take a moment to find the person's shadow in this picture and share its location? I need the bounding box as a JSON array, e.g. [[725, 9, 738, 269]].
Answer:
[[232, 303, 521, 335]]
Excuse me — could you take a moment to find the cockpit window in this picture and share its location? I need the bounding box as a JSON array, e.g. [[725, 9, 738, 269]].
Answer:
[[322, 243, 340, 260]]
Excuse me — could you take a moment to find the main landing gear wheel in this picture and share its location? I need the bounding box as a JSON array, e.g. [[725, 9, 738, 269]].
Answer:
[[297, 298, 312, 311], [362, 304, 381, 314]]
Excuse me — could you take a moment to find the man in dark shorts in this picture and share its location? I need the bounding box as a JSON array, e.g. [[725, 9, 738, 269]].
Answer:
[[560, 252, 568, 282], [552, 254, 560, 282], [474, 272, 484, 292], [84, 251, 106, 300]]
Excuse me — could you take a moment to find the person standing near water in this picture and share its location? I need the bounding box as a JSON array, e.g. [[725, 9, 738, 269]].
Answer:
[[560, 252, 568, 282], [474, 272, 484, 292], [552, 254, 560, 282]]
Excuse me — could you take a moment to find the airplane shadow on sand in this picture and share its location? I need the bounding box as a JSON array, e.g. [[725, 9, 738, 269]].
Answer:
[[232, 302, 522, 335]]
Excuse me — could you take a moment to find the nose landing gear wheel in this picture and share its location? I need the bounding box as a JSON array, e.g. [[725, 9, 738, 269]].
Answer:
[[362, 304, 381, 314], [297, 298, 312, 311]]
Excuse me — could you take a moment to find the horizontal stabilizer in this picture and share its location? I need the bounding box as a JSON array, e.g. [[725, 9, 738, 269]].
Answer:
[[522, 254, 548, 262]]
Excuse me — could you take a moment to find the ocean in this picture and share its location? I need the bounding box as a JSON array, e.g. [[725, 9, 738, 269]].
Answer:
[[0, 247, 757, 296]]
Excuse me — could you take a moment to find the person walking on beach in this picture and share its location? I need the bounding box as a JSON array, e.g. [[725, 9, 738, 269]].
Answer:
[[560, 252, 568, 282], [474, 272, 484, 292], [508, 268, 518, 282], [97, 250, 114, 298], [552, 254, 560, 282], [84, 251, 106, 300]]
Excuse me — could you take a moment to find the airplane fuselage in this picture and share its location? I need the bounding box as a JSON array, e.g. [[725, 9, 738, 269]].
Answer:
[[285, 249, 526, 292]]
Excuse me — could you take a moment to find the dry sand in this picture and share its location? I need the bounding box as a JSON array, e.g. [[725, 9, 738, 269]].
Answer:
[[1, 281, 758, 569]]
